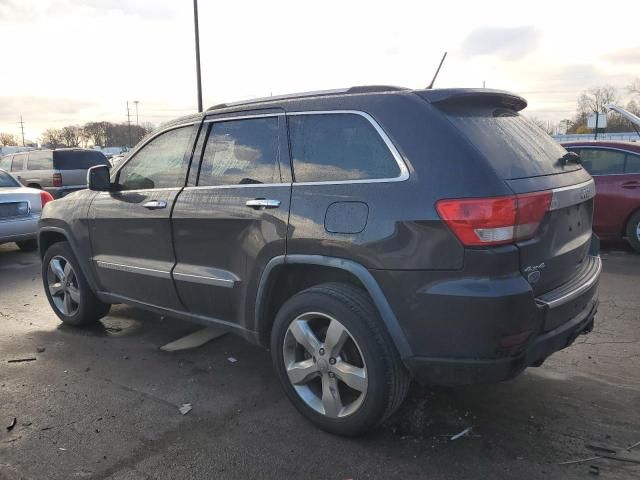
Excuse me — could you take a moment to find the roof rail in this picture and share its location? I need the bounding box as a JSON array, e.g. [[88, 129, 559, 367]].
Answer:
[[206, 85, 407, 111]]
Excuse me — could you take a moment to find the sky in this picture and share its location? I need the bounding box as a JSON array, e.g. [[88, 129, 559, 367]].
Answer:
[[0, 0, 638, 142]]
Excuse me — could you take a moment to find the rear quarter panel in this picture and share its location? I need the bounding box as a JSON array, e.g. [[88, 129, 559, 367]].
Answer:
[[286, 92, 512, 270]]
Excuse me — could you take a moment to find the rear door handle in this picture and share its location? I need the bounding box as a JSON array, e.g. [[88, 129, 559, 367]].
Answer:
[[143, 200, 167, 210], [621, 181, 640, 189], [245, 199, 280, 209]]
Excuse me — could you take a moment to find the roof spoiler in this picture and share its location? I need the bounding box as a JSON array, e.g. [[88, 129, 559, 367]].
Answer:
[[418, 88, 527, 112], [607, 104, 640, 129]]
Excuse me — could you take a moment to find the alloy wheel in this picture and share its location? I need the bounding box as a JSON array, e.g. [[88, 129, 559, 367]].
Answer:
[[46, 255, 80, 316], [283, 312, 368, 418]]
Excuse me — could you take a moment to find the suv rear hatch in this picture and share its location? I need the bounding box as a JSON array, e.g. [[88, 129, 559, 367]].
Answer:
[[53, 150, 109, 186], [422, 89, 595, 296]]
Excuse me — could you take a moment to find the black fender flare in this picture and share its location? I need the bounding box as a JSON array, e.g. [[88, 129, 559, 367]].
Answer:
[[38, 226, 101, 294], [254, 254, 413, 359]]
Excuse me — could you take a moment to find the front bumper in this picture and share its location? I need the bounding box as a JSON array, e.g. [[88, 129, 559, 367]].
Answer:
[[404, 299, 597, 385], [0, 215, 39, 243]]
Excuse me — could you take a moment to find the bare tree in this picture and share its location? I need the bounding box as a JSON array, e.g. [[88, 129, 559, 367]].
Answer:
[[82, 122, 108, 147], [140, 121, 155, 134], [578, 86, 618, 114], [0, 132, 17, 146], [41, 129, 63, 149], [60, 125, 82, 147], [629, 79, 640, 97]]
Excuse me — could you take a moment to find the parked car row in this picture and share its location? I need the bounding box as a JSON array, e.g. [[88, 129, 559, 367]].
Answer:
[[561, 141, 640, 252], [0, 169, 53, 251], [0, 148, 109, 199]]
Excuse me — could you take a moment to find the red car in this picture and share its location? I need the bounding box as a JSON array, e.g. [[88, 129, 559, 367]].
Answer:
[[562, 141, 640, 252]]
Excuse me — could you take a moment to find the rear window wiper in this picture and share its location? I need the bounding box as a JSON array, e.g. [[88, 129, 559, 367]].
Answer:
[[558, 151, 581, 166]]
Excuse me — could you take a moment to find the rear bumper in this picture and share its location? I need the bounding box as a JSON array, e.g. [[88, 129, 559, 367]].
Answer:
[[371, 249, 602, 386], [0, 215, 39, 243], [404, 299, 597, 385]]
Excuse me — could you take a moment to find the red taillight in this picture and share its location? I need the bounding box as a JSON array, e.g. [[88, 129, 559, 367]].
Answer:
[[436, 191, 552, 246], [53, 172, 62, 187], [40, 191, 54, 208]]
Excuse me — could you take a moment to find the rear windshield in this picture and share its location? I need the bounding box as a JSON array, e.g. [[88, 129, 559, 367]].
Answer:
[[53, 150, 109, 170], [440, 105, 580, 179]]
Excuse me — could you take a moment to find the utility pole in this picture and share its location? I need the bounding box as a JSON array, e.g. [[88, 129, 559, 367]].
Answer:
[[133, 100, 139, 126], [193, 0, 203, 112], [126, 101, 132, 147], [19, 116, 25, 146], [594, 109, 599, 140]]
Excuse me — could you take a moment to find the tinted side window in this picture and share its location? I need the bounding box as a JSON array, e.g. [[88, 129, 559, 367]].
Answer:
[[11, 154, 26, 171], [289, 113, 400, 182], [27, 151, 53, 170], [198, 117, 280, 186], [0, 155, 12, 170], [578, 148, 625, 175], [117, 126, 194, 191], [625, 153, 640, 174], [53, 150, 109, 170]]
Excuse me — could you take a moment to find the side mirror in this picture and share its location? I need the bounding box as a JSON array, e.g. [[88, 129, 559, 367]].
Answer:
[[87, 165, 111, 191]]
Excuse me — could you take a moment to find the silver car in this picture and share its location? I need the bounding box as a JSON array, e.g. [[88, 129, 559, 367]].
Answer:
[[0, 168, 53, 251]]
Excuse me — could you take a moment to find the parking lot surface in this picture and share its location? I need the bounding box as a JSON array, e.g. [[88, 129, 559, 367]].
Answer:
[[1, 243, 639, 479]]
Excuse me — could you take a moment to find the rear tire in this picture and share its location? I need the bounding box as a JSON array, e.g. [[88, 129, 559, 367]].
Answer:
[[42, 241, 110, 326], [626, 211, 640, 253], [16, 240, 37, 252], [271, 282, 410, 436]]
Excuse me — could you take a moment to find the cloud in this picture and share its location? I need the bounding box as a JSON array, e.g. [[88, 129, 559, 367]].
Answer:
[[0, 96, 96, 126], [460, 26, 540, 60], [604, 47, 640, 64]]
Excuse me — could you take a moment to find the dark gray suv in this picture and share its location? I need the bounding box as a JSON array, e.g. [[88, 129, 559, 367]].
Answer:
[[38, 87, 601, 435]]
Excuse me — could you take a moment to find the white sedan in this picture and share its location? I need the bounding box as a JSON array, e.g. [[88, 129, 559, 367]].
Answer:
[[0, 168, 54, 251]]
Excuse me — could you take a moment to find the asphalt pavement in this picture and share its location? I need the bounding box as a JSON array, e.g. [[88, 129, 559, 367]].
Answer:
[[1, 242, 639, 479]]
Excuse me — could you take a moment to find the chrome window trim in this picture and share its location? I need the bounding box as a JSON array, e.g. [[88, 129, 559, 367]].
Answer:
[[198, 110, 410, 187], [95, 187, 182, 195], [183, 183, 290, 191], [203, 113, 284, 123], [286, 110, 410, 185], [550, 179, 596, 211], [95, 260, 171, 279]]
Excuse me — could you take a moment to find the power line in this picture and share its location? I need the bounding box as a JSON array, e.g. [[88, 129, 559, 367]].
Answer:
[[18, 116, 25, 146]]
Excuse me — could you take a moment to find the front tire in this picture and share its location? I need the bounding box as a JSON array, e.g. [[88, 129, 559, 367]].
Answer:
[[626, 210, 640, 253], [42, 241, 110, 326], [271, 282, 410, 436]]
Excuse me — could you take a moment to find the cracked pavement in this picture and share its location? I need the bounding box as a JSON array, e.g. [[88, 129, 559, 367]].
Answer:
[[0, 242, 639, 479]]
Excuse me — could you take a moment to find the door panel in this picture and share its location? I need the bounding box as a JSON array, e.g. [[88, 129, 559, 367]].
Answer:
[[88, 124, 198, 309], [172, 185, 290, 324], [171, 112, 290, 327], [90, 188, 183, 308], [573, 148, 627, 239]]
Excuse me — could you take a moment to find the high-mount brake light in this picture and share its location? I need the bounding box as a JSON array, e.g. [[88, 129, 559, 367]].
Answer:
[[436, 191, 552, 246]]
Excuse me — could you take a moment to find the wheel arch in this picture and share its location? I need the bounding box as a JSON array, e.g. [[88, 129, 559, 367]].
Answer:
[[623, 207, 640, 237], [254, 254, 413, 359], [39, 227, 100, 293]]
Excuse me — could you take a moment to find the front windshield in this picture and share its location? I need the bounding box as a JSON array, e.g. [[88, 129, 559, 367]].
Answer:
[[0, 170, 19, 187]]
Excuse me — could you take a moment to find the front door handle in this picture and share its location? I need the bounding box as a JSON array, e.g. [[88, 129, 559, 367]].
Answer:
[[143, 200, 167, 210], [621, 181, 640, 189], [245, 199, 280, 209]]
